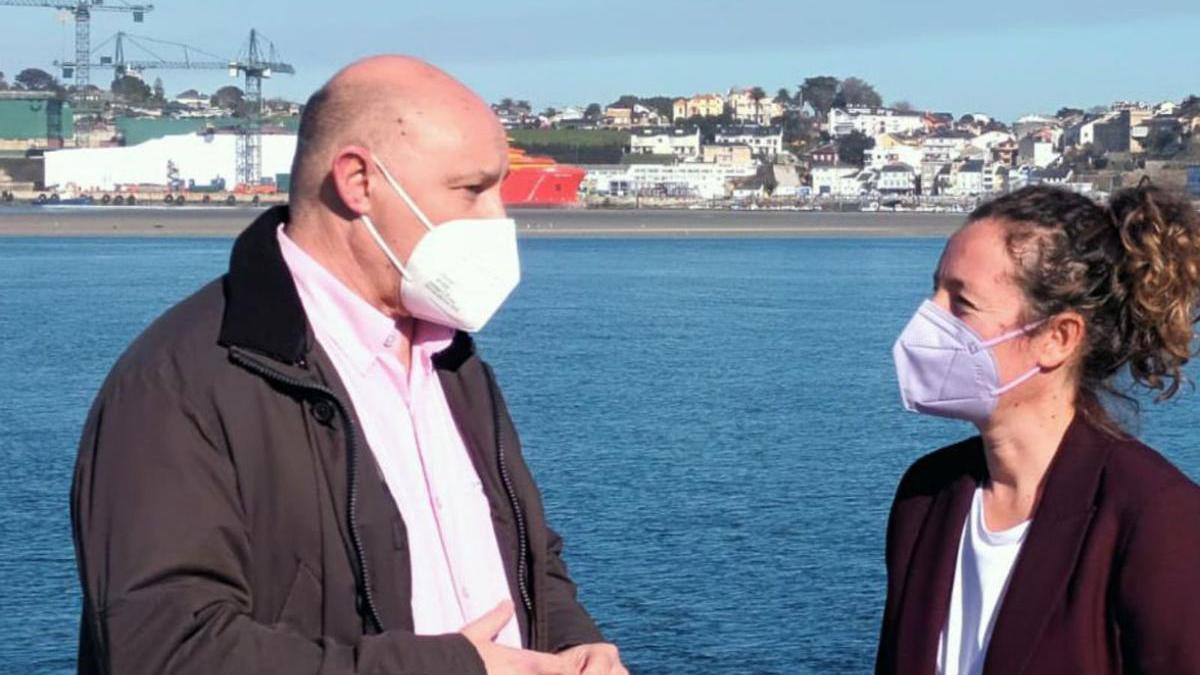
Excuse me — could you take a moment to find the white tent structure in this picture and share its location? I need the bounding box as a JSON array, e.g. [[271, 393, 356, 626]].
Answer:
[[44, 132, 298, 191]]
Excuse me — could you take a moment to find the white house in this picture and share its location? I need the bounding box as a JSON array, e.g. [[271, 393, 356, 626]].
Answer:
[[864, 136, 923, 170], [1012, 115, 1060, 140], [920, 131, 974, 164], [877, 163, 918, 195], [583, 162, 756, 199], [1018, 136, 1060, 169], [969, 130, 1015, 151], [811, 165, 869, 197], [946, 160, 986, 196], [828, 106, 925, 137], [629, 127, 702, 160], [714, 125, 783, 158]]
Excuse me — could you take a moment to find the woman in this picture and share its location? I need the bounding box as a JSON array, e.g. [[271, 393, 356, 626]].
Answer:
[[876, 183, 1200, 675]]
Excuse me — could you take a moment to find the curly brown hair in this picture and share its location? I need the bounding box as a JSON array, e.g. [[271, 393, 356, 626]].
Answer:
[[966, 183, 1200, 429]]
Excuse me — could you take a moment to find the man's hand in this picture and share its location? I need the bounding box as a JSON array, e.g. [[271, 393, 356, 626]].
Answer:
[[463, 601, 572, 675], [557, 643, 628, 675]]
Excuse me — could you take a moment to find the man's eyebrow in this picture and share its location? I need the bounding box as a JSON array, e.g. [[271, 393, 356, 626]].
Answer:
[[447, 168, 502, 186]]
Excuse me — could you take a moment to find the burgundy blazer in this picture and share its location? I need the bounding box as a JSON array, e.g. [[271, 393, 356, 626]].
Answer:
[[876, 415, 1200, 675]]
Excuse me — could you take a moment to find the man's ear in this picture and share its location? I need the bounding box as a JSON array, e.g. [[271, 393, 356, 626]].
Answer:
[[330, 146, 373, 216], [1037, 311, 1085, 371]]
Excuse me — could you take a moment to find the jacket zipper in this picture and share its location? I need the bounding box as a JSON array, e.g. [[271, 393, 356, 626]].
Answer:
[[483, 365, 534, 620], [228, 347, 385, 633]]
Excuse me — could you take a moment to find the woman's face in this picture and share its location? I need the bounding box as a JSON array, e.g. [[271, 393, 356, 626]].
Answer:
[[933, 218, 1043, 394]]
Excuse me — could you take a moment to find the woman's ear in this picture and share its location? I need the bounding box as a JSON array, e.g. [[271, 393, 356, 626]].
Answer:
[[1037, 311, 1085, 371]]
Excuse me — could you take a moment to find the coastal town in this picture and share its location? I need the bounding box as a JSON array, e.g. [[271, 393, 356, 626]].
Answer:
[[1, 61, 1199, 210]]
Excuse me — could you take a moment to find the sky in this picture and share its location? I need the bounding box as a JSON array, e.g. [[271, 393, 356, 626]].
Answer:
[[0, 0, 1197, 122]]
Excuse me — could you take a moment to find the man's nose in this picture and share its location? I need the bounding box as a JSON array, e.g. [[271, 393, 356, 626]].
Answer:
[[473, 184, 507, 220]]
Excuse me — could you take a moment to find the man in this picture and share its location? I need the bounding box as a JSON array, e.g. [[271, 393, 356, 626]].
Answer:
[[71, 56, 626, 675]]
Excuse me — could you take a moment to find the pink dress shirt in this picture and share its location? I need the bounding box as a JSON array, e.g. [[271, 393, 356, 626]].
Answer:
[[277, 225, 521, 647]]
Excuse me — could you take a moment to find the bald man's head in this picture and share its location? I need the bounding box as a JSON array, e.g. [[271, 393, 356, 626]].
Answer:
[[288, 56, 505, 215]]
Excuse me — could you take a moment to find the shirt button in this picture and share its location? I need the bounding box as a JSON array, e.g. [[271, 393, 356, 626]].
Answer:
[[384, 333, 397, 348]]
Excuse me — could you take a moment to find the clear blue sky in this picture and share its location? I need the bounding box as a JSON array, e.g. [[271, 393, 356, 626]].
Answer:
[[1, 0, 1197, 121]]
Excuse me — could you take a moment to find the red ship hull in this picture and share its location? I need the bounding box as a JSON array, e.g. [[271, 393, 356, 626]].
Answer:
[[501, 146, 586, 207]]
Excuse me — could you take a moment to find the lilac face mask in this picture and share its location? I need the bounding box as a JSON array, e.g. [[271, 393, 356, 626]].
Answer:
[[892, 300, 1043, 424]]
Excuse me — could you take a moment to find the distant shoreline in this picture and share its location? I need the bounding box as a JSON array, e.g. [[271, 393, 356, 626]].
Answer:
[[0, 205, 964, 238]]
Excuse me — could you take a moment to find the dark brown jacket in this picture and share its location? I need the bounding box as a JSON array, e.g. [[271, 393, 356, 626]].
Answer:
[[876, 415, 1200, 675], [71, 206, 603, 674]]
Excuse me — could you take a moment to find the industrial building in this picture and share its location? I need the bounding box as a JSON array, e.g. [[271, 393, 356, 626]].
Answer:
[[0, 92, 74, 151], [44, 130, 296, 191]]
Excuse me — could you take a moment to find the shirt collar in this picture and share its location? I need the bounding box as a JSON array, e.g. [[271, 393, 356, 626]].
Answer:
[[276, 224, 453, 375]]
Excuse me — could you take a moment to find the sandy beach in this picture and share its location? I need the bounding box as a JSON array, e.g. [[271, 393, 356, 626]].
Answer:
[[0, 205, 964, 238]]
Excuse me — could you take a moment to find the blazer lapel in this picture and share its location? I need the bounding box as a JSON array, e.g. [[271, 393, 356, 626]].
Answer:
[[982, 416, 1109, 674], [894, 447, 983, 674]]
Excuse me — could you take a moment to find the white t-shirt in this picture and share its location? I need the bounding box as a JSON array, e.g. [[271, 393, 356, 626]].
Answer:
[[937, 487, 1031, 675]]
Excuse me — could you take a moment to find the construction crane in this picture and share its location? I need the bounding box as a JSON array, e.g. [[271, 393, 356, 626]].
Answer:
[[230, 29, 295, 187], [66, 29, 294, 187], [0, 1, 152, 90]]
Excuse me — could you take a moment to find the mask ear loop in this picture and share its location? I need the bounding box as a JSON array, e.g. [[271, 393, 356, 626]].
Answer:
[[370, 155, 435, 232], [981, 317, 1048, 394], [359, 214, 413, 282], [358, 154, 436, 283]]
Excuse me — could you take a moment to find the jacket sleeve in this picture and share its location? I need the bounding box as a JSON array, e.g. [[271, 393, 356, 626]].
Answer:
[[1114, 480, 1200, 674], [71, 369, 485, 675], [542, 524, 605, 653]]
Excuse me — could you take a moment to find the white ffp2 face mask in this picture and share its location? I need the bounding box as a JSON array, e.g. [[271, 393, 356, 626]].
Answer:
[[892, 300, 1043, 424], [360, 155, 520, 333]]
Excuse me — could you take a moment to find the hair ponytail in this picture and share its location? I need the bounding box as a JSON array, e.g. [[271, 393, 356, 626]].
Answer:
[[1107, 182, 1200, 400]]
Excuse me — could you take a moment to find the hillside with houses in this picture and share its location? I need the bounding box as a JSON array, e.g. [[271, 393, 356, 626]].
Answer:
[[491, 79, 1200, 207], [2, 66, 1200, 208]]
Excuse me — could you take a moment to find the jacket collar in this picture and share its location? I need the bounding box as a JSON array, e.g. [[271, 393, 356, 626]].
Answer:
[[217, 205, 479, 371], [219, 206, 310, 364], [895, 413, 1111, 674]]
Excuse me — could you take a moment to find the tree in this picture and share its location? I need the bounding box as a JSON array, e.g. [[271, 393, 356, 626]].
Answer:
[[585, 103, 602, 120], [782, 112, 820, 149], [1179, 95, 1200, 119], [610, 94, 639, 109], [799, 76, 839, 119], [775, 88, 791, 105], [892, 100, 915, 112], [15, 68, 60, 92], [1144, 125, 1183, 158], [152, 77, 165, 103], [640, 96, 676, 119], [500, 97, 514, 109], [837, 77, 882, 109], [749, 86, 767, 122], [516, 100, 531, 114], [541, 107, 558, 119], [681, 110, 735, 143], [211, 85, 245, 112], [1055, 107, 1084, 120], [837, 130, 875, 167], [112, 74, 152, 103], [0, 71, 7, 90]]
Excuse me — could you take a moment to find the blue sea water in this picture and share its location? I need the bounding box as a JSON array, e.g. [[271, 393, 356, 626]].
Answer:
[[1, 236, 1197, 674]]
